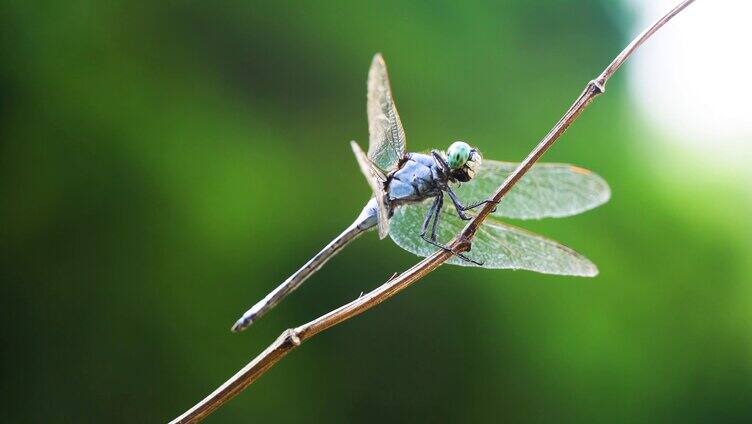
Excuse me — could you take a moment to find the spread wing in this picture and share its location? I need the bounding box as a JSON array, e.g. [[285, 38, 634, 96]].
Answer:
[[455, 160, 611, 220], [351, 141, 391, 239], [389, 201, 598, 276], [367, 53, 407, 172]]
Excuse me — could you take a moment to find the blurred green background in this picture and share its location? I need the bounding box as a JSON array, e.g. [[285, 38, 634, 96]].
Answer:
[[3, 1, 751, 422]]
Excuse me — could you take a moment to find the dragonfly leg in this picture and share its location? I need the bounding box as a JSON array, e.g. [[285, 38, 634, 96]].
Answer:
[[429, 193, 444, 241], [423, 195, 484, 265], [420, 233, 484, 266], [431, 150, 451, 175], [420, 195, 441, 238], [418, 193, 483, 265], [445, 187, 472, 220], [461, 198, 500, 213], [446, 187, 500, 215]]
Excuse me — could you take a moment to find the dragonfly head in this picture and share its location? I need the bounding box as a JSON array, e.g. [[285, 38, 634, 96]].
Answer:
[[446, 140, 482, 182]]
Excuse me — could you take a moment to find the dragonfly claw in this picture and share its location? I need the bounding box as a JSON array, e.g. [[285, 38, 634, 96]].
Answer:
[[421, 234, 482, 266]]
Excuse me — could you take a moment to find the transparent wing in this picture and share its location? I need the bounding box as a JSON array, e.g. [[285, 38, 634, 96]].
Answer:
[[351, 141, 391, 239], [367, 53, 407, 172], [389, 201, 598, 276], [455, 160, 610, 220]]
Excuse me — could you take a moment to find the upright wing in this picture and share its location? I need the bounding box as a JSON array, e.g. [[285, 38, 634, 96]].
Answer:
[[351, 141, 391, 239], [367, 53, 407, 172], [455, 160, 610, 220], [389, 202, 598, 276]]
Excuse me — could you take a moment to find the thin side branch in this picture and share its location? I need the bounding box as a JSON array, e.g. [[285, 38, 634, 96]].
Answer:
[[170, 1, 696, 422]]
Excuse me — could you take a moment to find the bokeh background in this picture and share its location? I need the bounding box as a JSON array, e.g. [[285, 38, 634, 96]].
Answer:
[[3, 0, 751, 422]]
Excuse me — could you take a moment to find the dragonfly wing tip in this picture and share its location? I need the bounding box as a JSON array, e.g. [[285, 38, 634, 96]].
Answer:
[[583, 263, 599, 277]]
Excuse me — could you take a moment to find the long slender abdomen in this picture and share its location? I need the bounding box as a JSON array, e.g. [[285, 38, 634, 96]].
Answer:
[[231, 199, 379, 332]]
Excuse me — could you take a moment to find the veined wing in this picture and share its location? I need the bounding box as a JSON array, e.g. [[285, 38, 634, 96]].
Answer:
[[455, 160, 610, 220], [390, 201, 598, 276], [351, 141, 391, 239], [367, 53, 407, 172]]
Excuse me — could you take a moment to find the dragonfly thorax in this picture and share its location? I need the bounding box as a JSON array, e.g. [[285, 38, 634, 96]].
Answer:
[[385, 146, 482, 207], [386, 153, 443, 205]]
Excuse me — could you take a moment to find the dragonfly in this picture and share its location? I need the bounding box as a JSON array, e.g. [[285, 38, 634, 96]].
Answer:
[[231, 53, 610, 332]]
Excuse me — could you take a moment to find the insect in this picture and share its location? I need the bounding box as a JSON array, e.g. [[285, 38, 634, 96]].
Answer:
[[231, 54, 610, 332]]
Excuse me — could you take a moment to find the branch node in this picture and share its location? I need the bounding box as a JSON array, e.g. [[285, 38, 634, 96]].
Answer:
[[284, 329, 301, 346], [455, 237, 472, 253], [589, 79, 606, 94]]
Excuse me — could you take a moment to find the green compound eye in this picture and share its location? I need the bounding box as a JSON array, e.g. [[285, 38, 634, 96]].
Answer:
[[446, 141, 471, 169]]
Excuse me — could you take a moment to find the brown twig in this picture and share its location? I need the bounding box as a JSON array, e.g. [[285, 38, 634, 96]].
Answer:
[[170, 1, 696, 422]]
